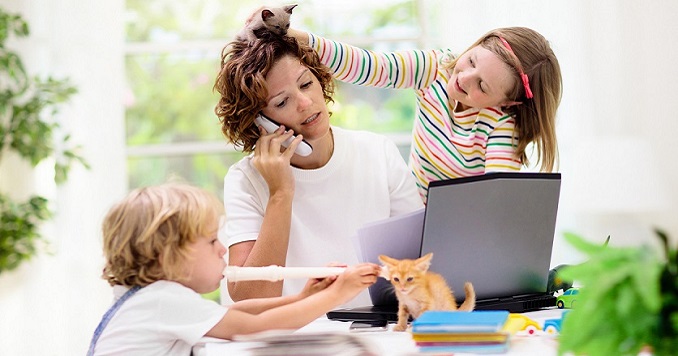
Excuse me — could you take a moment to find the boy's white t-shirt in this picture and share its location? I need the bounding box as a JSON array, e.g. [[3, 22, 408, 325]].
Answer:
[[93, 280, 228, 356]]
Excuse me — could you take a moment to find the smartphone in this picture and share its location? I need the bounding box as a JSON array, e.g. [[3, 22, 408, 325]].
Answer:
[[254, 114, 313, 157], [349, 320, 389, 332]]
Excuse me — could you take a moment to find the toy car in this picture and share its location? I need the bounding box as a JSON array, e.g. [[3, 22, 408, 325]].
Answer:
[[543, 318, 562, 334], [556, 287, 580, 309], [543, 310, 570, 335], [503, 313, 541, 335]]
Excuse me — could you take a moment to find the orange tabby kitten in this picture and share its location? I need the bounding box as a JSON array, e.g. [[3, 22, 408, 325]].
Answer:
[[379, 253, 476, 331]]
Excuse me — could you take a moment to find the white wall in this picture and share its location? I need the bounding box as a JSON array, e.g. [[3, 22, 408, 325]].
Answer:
[[0, 0, 125, 355], [435, 0, 678, 264], [1, 0, 677, 354]]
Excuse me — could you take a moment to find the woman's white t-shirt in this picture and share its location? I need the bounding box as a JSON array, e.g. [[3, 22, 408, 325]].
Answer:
[[224, 127, 424, 307]]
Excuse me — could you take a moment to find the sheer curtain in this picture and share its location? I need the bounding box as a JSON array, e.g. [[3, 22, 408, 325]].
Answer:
[[0, 0, 125, 355]]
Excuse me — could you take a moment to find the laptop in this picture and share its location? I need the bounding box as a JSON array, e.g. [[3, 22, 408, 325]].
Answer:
[[327, 172, 561, 322]]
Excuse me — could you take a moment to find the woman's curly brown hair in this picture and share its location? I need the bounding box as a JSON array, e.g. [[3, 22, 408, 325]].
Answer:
[[214, 33, 335, 153]]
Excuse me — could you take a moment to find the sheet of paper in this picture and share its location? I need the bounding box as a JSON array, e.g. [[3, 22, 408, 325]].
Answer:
[[352, 208, 425, 264]]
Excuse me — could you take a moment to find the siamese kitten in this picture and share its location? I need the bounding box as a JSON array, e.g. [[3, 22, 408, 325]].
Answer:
[[379, 253, 476, 331], [236, 4, 298, 43]]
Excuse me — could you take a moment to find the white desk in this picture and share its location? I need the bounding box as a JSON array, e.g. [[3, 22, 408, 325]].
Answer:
[[193, 308, 564, 355]]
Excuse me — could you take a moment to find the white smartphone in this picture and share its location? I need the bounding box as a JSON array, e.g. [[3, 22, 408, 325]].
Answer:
[[348, 320, 389, 332], [254, 114, 313, 157]]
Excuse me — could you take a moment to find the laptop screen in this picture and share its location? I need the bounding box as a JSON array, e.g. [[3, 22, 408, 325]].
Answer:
[[421, 172, 561, 301]]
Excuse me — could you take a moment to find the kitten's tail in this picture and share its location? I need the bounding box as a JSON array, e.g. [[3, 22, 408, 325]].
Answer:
[[457, 282, 476, 311]]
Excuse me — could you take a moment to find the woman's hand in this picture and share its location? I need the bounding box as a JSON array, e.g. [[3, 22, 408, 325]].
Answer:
[[252, 125, 303, 196]]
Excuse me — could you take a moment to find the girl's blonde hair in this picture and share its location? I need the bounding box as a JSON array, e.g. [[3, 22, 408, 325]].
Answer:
[[446, 27, 562, 171], [101, 183, 224, 287]]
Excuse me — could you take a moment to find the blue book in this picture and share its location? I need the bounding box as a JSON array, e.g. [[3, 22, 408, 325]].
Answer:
[[411, 311, 510, 333]]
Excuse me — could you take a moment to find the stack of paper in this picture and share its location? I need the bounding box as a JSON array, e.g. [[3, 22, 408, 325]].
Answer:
[[234, 331, 378, 356], [411, 310, 511, 354]]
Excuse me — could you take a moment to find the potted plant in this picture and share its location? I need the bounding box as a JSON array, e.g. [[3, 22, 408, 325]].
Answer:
[[0, 7, 87, 274], [558, 230, 678, 355]]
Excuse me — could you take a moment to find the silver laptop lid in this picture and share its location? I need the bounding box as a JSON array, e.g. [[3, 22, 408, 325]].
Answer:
[[421, 172, 561, 301]]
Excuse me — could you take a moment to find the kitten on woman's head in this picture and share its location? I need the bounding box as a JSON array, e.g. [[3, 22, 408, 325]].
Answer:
[[236, 4, 298, 44], [379, 253, 476, 332]]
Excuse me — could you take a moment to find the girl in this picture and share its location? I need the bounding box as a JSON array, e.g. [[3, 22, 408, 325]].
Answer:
[[213, 33, 422, 306], [287, 27, 562, 202], [89, 183, 380, 355]]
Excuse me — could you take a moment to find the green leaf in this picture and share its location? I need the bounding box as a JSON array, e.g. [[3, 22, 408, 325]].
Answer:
[[563, 231, 612, 255], [0, 6, 84, 274], [558, 231, 669, 356]]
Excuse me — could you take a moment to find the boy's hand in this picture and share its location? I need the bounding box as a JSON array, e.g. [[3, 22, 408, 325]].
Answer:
[[298, 263, 344, 298], [329, 263, 381, 304], [299, 276, 336, 299]]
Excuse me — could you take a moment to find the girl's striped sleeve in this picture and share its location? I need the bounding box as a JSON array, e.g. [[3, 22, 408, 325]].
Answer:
[[308, 33, 442, 91]]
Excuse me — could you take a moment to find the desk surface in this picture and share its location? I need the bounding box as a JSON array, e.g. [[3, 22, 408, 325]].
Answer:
[[194, 308, 564, 356]]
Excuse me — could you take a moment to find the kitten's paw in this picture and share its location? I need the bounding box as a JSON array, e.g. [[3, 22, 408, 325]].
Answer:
[[393, 324, 408, 332]]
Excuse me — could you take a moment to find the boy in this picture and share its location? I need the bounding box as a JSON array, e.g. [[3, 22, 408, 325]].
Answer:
[[88, 183, 380, 355]]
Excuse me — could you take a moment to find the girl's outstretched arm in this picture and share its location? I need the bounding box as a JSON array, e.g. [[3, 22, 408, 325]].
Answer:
[[290, 28, 446, 91]]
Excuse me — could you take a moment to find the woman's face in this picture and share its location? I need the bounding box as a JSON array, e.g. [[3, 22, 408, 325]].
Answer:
[[261, 55, 330, 142], [447, 45, 517, 110]]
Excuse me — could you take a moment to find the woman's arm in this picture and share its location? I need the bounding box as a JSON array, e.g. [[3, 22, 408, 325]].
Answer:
[[226, 128, 300, 301]]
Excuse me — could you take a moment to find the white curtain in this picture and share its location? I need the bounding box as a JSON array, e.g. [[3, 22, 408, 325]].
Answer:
[[0, 0, 125, 355]]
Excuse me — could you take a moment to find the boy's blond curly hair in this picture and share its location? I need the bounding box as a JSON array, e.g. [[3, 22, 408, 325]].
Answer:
[[101, 183, 224, 287]]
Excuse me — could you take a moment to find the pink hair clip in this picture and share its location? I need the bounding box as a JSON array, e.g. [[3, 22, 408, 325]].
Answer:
[[498, 37, 533, 99]]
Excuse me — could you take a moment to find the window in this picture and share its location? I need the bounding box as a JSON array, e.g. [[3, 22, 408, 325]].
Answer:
[[124, 0, 431, 198]]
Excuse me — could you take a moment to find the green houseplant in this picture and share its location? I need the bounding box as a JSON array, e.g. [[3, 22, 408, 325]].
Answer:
[[558, 230, 678, 356], [0, 7, 87, 274]]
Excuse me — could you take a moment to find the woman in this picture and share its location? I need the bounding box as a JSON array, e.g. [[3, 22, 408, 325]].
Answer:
[[214, 33, 423, 307]]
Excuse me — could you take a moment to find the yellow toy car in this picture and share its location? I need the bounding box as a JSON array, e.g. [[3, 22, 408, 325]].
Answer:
[[503, 313, 541, 336]]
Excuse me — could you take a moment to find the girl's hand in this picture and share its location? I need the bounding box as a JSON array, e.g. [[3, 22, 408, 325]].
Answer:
[[328, 263, 381, 304], [252, 125, 303, 196]]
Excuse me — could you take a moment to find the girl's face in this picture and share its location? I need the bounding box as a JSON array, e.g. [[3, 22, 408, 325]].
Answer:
[[261, 55, 331, 143], [180, 221, 227, 294], [447, 45, 517, 110]]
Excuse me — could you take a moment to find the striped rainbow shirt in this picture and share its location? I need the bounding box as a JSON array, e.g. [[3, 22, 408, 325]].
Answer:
[[309, 34, 521, 202]]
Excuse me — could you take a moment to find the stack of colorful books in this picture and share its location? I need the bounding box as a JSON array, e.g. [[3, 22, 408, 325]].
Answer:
[[411, 310, 511, 354]]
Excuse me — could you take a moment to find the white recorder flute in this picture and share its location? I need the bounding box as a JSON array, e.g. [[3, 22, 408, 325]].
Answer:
[[224, 265, 347, 282]]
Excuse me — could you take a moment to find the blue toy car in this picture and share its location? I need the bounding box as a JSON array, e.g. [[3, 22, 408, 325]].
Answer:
[[543, 318, 562, 334]]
